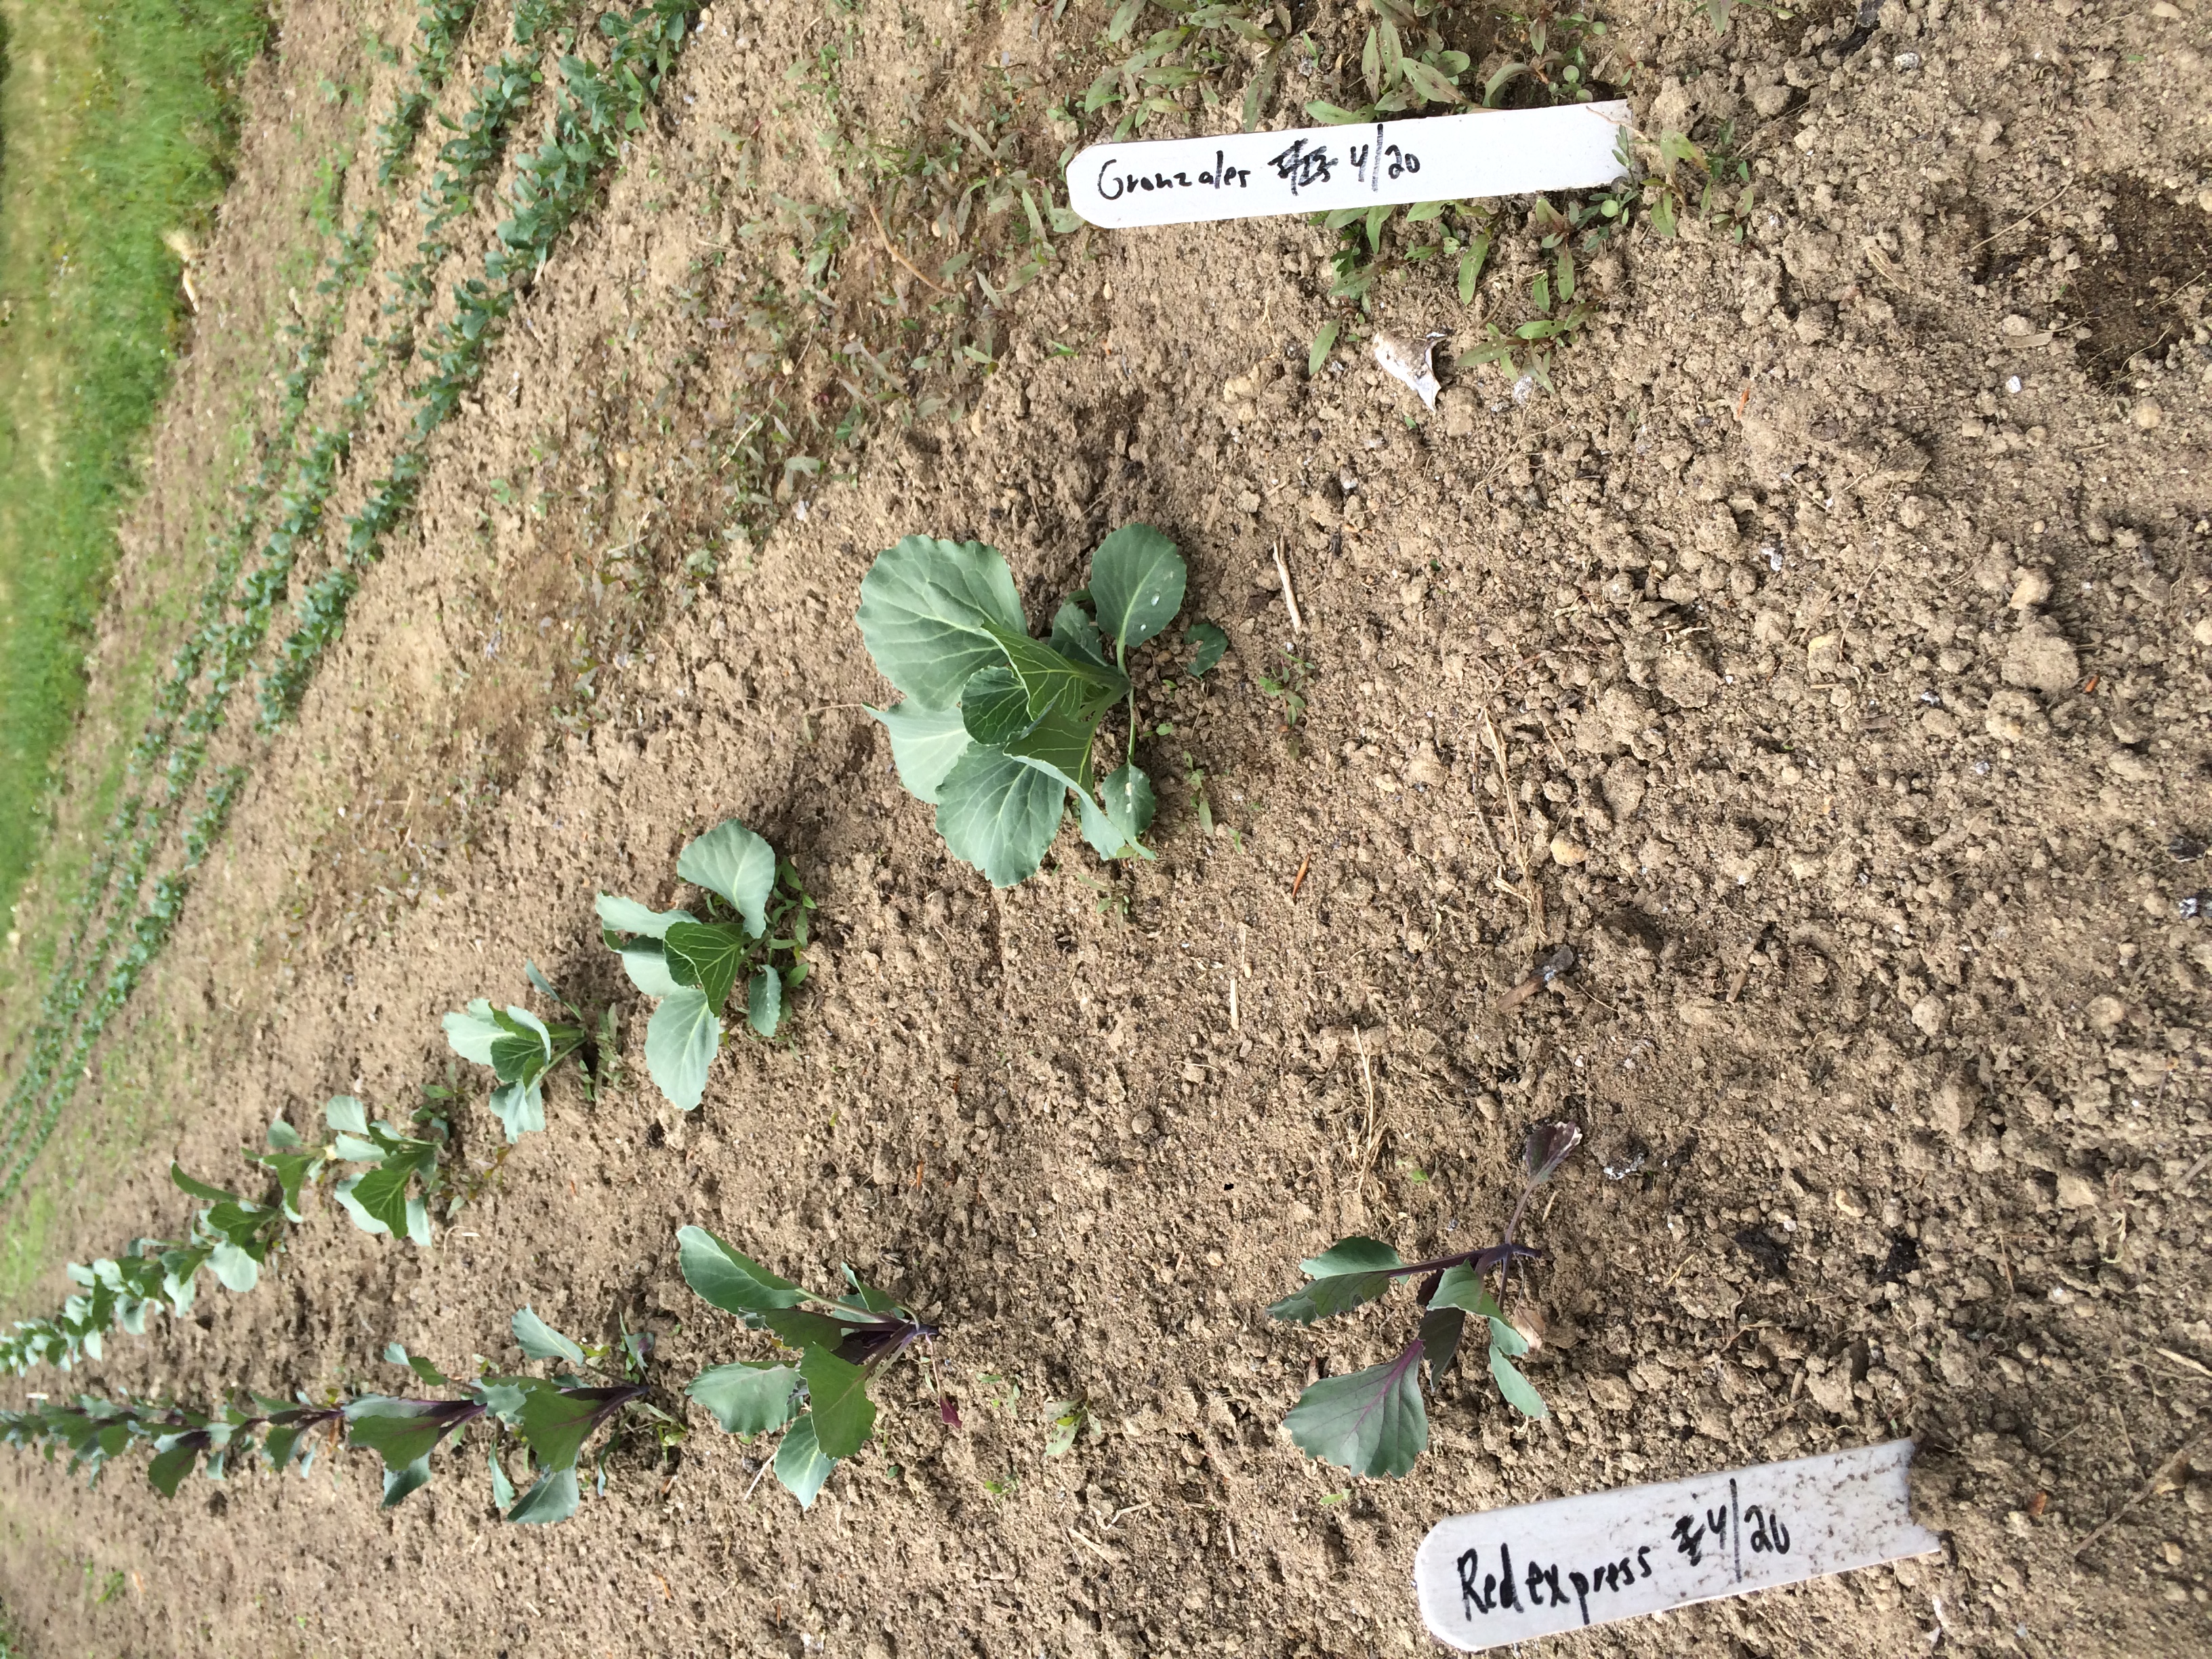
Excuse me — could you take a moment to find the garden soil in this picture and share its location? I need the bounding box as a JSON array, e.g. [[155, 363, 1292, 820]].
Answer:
[[3, 1, 2211, 1656]]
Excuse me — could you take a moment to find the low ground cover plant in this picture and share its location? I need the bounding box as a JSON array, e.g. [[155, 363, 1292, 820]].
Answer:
[[0, 1308, 665, 1525], [1269, 1122, 1580, 1477], [598, 818, 814, 1113], [677, 1225, 947, 1507], [443, 960, 611, 1140], [857, 525, 1216, 886]]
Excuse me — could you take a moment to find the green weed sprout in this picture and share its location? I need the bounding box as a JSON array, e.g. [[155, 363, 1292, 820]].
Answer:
[[596, 819, 815, 1113], [1269, 1122, 1580, 1478]]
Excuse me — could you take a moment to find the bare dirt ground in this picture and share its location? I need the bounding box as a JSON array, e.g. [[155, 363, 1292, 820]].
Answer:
[[2, 1, 2211, 1656]]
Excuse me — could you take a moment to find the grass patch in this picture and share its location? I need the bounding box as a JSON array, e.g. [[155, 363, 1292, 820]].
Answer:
[[0, 0, 272, 933]]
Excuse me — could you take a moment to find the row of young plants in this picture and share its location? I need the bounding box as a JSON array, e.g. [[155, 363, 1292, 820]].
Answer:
[[0, 0, 476, 1175], [0, 207, 388, 1192], [255, 0, 700, 732], [375, 0, 485, 186], [0, 804, 796, 1374], [7, 512, 1585, 1499], [0, 0, 660, 1203], [5, 1122, 1580, 1511], [3, 1229, 948, 1517]]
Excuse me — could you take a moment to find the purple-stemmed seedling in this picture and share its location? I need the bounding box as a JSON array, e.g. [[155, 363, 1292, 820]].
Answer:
[[1267, 1121, 1581, 1479]]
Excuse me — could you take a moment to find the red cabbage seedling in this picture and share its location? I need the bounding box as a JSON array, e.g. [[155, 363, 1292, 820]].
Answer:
[[1269, 1122, 1580, 1478], [676, 1225, 946, 1507], [0, 1307, 669, 1527]]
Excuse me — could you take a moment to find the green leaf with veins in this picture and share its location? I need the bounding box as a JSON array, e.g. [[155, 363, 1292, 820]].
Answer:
[[147, 1436, 203, 1496], [1487, 1318, 1548, 1418], [1076, 790, 1132, 861], [506, 1465, 579, 1524], [207, 1242, 260, 1294], [677, 819, 776, 936], [488, 1080, 544, 1142], [1003, 703, 1103, 794], [615, 941, 682, 998], [255, 1147, 323, 1223], [335, 1148, 434, 1242], [762, 1306, 860, 1354], [442, 1002, 501, 1068], [864, 702, 972, 803], [855, 535, 1028, 708], [775, 1412, 837, 1507], [512, 1306, 587, 1366], [1050, 598, 1109, 665], [1426, 1264, 1506, 1320], [935, 746, 1067, 887], [594, 893, 694, 939], [663, 920, 750, 1010], [644, 985, 719, 1112], [323, 1095, 369, 1137], [1282, 1339, 1429, 1477], [1089, 523, 1187, 653], [1267, 1237, 1406, 1324], [959, 665, 1040, 747], [487, 1006, 553, 1084], [676, 1225, 806, 1316], [747, 965, 782, 1038], [982, 621, 1127, 720], [1185, 621, 1229, 676], [343, 1398, 478, 1500], [1417, 1305, 1466, 1380], [488, 1447, 516, 1511], [1100, 763, 1155, 846], [502, 1379, 634, 1472], [799, 1347, 877, 1458], [169, 1164, 240, 1206], [688, 1361, 802, 1436]]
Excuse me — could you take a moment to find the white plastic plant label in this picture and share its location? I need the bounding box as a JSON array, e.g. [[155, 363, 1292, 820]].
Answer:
[[1067, 102, 1631, 230], [1412, 1439, 1942, 1652]]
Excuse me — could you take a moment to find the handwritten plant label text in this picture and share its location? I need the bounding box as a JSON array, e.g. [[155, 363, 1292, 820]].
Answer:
[[1412, 1439, 1941, 1652], [1067, 102, 1630, 230]]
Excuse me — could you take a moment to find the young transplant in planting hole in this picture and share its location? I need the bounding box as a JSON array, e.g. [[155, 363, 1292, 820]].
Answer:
[[857, 525, 1212, 886], [443, 960, 613, 1141], [676, 1225, 947, 1508], [1269, 1122, 1580, 1478], [596, 817, 815, 1113]]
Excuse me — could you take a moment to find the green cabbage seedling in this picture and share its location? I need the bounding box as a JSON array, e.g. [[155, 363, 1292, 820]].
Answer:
[[857, 524, 1216, 886], [596, 817, 815, 1113], [443, 960, 609, 1141]]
